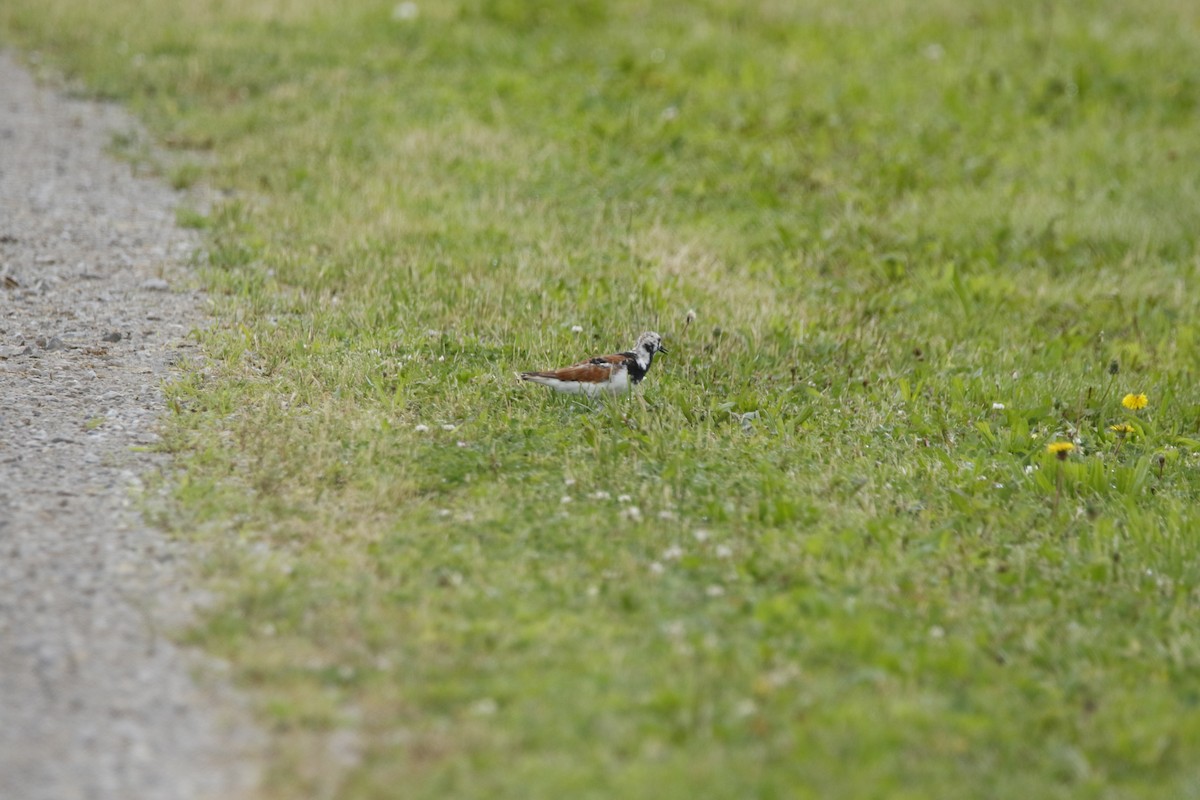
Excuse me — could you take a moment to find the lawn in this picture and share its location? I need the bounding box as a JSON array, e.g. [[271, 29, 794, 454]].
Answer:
[[4, 0, 1200, 796]]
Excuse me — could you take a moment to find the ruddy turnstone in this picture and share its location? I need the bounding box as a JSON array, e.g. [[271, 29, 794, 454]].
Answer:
[[519, 331, 667, 396]]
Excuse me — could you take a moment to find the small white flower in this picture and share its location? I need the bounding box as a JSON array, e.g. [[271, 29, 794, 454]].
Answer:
[[994, 482, 1004, 489], [442, 424, 456, 431], [560, 496, 572, 505], [470, 697, 498, 716], [437, 509, 451, 517], [929, 625, 946, 639], [715, 544, 732, 559], [1024, 465, 1036, 475], [692, 529, 710, 542], [392, 2, 419, 21], [617, 494, 632, 504], [992, 402, 1005, 410], [622, 506, 642, 520], [657, 510, 677, 521], [564, 477, 576, 487], [662, 545, 683, 560], [705, 585, 725, 597], [661, 620, 685, 638], [414, 424, 430, 433], [457, 441, 468, 448], [571, 325, 583, 333], [649, 561, 664, 575], [438, 355, 445, 362], [590, 490, 611, 500]]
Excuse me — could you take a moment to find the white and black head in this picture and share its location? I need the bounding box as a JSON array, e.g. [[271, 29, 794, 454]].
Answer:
[[635, 331, 666, 356], [631, 331, 666, 372]]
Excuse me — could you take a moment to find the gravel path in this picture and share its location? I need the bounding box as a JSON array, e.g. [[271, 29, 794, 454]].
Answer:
[[0, 51, 260, 799]]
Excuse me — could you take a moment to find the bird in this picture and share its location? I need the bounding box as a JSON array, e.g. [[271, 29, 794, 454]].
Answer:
[[519, 331, 667, 396]]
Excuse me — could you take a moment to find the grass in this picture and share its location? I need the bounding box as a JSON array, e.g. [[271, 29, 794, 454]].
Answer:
[[5, 0, 1200, 796]]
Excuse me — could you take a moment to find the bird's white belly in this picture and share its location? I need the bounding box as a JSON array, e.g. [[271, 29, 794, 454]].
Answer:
[[594, 367, 630, 395], [541, 366, 630, 396]]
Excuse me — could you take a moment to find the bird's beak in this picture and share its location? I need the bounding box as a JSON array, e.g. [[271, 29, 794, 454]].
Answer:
[[658, 345, 668, 355]]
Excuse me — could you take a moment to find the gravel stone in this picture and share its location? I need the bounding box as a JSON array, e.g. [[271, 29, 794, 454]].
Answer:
[[140, 277, 171, 292], [0, 51, 261, 799]]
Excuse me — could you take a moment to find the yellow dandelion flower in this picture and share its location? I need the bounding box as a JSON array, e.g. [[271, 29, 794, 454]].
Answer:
[[1109, 423, 1135, 435], [1046, 441, 1075, 459], [1121, 393, 1148, 411]]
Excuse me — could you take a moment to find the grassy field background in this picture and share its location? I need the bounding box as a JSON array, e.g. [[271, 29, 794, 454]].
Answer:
[[5, 0, 1200, 796]]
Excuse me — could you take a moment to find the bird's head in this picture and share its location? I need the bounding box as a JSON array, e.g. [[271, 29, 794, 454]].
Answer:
[[636, 331, 667, 355]]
